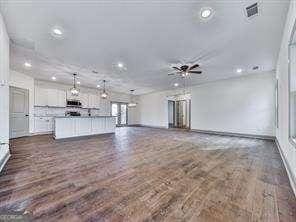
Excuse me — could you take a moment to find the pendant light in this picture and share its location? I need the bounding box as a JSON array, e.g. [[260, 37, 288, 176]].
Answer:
[[128, 89, 137, 107], [70, 73, 80, 96], [101, 80, 108, 99]]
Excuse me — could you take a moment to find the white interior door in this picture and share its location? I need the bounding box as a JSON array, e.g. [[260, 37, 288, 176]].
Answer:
[[10, 87, 29, 138]]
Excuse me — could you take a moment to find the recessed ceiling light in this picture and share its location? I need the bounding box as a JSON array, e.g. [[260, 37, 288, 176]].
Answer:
[[118, 62, 124, 68], [174, 83, 179, 87], [24, 62, 32, 68], [77, 81, 81, 85], [51, 26, 64, 38], [200, 7, 213, 19], [96, 84, 101, 88], [237, 68, 243, 73], [53, 28, 62, 35], [51, 76, 56, 81]]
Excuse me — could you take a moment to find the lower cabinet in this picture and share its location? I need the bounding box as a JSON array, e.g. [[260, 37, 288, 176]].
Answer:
[[34, 117, 53, 133], [76, 118, 92, 136], [54, 117, 116, 139]]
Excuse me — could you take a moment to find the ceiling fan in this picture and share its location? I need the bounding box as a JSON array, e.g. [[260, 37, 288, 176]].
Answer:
[[168, 64, 202, 77]]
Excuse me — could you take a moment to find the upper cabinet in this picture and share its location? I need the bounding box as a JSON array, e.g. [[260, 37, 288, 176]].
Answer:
[[35, 87, 48, 106], [35, 86, 100, 109], [80, 93, 89, 108], [35, 87, 66, 107]]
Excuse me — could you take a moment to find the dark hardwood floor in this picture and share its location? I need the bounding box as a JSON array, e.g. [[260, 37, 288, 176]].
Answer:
[[0, 127, 295, 221]]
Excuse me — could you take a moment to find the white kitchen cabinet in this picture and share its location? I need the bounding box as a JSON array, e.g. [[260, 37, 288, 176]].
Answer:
[[80, 93, 89, 108], [34, 117, 53, 133], [35, 87, 66, 107], [47, 89, 58, 106], [56, 90, 66, 107], [76, 118, 92, 135], [35, 87, 48, 106], [54, 117, 116, 139]]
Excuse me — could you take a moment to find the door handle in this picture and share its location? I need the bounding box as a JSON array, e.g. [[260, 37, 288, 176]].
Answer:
[[25, 114, 29, 117]]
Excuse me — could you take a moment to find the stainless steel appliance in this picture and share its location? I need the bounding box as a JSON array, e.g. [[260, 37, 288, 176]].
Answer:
[[66, 99, 82, 107], [65, 111, 81, 116]]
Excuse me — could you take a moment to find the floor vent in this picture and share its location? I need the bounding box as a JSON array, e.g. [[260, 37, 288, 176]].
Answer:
[[246, 2, 259, 18]]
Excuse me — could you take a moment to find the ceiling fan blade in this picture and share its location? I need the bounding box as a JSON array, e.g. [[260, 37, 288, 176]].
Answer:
[[172, 66, 181, 71], [189, 71, 202, 74], [168, 71, 182, 76], [189, 64, 199, 70]]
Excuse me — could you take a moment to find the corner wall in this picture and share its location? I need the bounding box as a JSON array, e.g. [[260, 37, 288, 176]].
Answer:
[[276, 0, 296, 194], [191, 72, 275, 136], [138, 72, 276, 137]]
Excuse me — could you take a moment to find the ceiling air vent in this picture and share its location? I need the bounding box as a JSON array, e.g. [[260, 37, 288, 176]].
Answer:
[[245, 2, 259, 18]]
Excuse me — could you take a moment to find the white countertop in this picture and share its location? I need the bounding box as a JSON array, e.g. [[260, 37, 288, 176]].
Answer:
[[54, 116, 116, 119]]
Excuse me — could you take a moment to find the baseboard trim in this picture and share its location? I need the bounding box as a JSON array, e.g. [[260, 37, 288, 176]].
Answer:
[[275, 138, 296, 197], [0, 151, 10, 172], [190, 129, 275, 141], [139, 124, 168, 129], [54, 132, 115, 141], [30, 131, 53, 136]]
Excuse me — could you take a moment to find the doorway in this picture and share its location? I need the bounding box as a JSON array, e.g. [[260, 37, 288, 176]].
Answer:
[[111, 102, 128, 126], [9, 86, 29, 138], [168, 99, 191, 129]]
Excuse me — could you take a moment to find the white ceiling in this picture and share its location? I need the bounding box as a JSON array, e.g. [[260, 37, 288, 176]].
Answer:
[[0, 0, 289, 94]]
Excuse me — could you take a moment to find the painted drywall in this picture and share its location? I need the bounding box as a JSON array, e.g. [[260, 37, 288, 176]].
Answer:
[[9, 70, 35, 133], [191, 72, 276, 136], [139, 91, 169, 128], [0, 12, 10, 171], [276, 0, 296, 195], [139, 72, 276, 136]]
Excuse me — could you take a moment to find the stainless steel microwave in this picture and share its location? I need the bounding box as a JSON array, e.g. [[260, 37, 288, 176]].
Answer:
[[66, 100, 82, 107]]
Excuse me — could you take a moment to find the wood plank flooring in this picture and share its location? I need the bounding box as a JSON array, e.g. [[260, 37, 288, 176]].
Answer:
[[0, 127, 295, 221]]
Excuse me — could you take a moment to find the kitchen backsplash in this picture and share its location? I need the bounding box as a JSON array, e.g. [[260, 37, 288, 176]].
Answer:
[[34, 106, 101, 117]]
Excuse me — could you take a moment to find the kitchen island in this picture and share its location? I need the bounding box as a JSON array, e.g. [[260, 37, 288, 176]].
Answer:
[[54, 116, 116, 139]]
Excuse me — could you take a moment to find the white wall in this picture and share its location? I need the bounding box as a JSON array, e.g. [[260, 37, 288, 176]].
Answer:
[[139, 91, 169, 128], [9, 70, 35, 133], [191, 72, 275, 136], [0, 12, 10, 171], [276, 0, 296, 194], [139, 72, 276, 136]]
